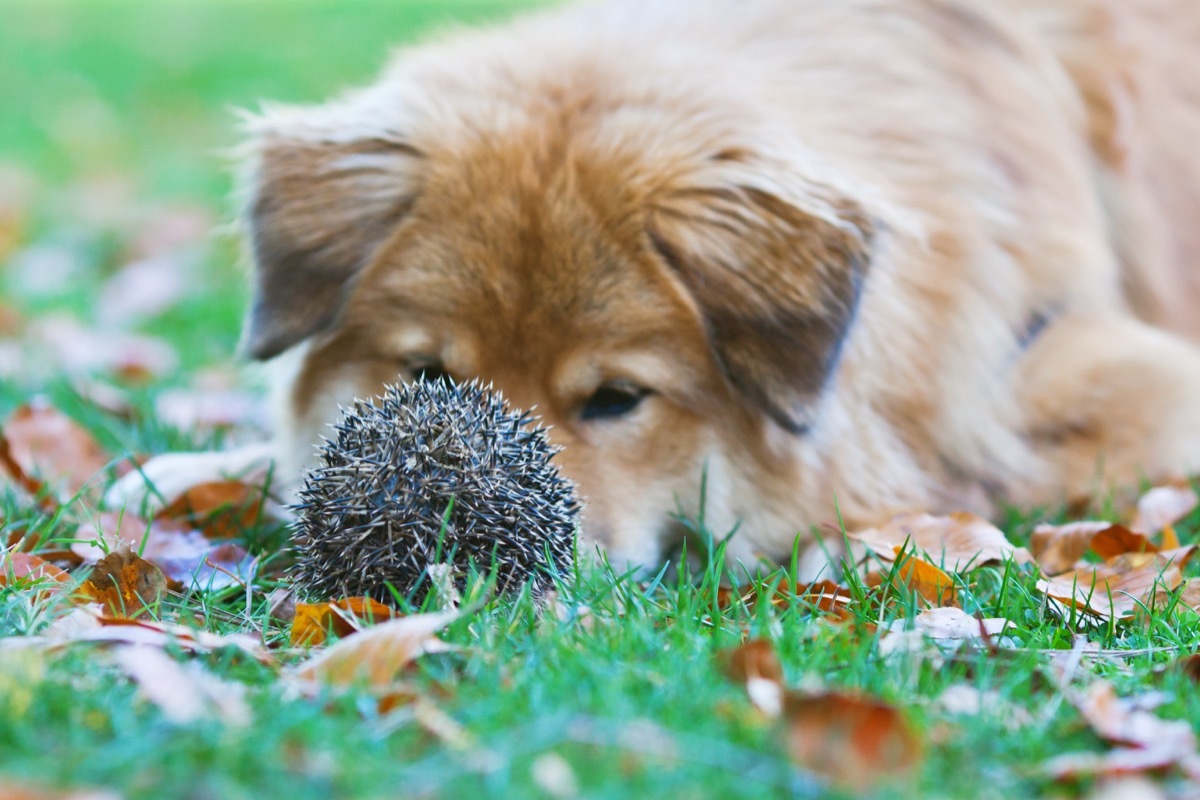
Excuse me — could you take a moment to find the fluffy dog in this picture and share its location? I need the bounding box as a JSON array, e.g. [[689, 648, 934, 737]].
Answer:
[[113, 0, 1200, 574]]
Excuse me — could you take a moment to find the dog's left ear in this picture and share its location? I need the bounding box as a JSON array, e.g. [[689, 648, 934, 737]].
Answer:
[[239, 119, 422, 360], [648, 154, 876, 433]]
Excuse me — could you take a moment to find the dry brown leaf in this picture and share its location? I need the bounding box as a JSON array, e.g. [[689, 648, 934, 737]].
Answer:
[[908, 607, 1011, 641], [112, 644, 250, 726], [291, 598, 402, 646], [77, 549, 167, 617], [0, 552, 70, 590], [53, 608, 268, 661], [720, 639, 785, 717], [783, 690, 923, 790], [1037, 559, 1182, 620], [0, 434, 55, 512], [154, 480, 265, 540], [1132, 483, 1198, 535], [289, 611, 456, 689], [850, 512, 1025, 572], [1030, 521, 1113, 576], [1043, 682, 1200, 781], [2, 401, 110, 498]]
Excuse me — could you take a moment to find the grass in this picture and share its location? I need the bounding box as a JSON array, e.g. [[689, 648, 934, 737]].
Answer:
[[3, 2, 1200, 798]]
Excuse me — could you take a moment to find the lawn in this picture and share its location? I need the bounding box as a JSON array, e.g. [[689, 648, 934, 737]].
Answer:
[[2, 2, 1200, 799]]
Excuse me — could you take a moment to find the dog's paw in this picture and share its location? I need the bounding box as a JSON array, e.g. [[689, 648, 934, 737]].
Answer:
[[104, 443, 277, 516]]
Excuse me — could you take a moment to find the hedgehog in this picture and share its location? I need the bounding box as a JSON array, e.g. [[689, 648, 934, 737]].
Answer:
[[289, 378, 579, 605]]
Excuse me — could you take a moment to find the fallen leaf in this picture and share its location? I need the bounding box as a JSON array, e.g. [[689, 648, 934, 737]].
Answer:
[[866, 549, 959, 607], [77, 548, 167, 617], [72, 512, 255, 592], [0, 552, 69, 594], [907, 607, 1011, 641], [0, 433, 53, 510], [30, 315, 177, 383], [291, 597, 402, 646], [1132, 483, 1198, 535], [1030, 521, 1114, 576], [1044, 682, 1200, 781], [155, 388, 267, 433], [783, 690, 923, 790], [720, 639, 785, 717], [2, 400, 110, 498], [1037, 559, 1182, 620], [97, 255, 189, 326], [289, 612, 456, 689], [934, 684, 1033, 729], [1086, 777, 1169, 800], [154, 480, 265, 540], [850, 512, 1026, 572], [34, 606, 270, 662], [113, 644, 250, 726], [1090, 526, 1156, 561]]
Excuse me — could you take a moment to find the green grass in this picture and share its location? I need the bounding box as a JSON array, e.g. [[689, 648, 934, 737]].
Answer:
[[3, 2, 1200, 798]]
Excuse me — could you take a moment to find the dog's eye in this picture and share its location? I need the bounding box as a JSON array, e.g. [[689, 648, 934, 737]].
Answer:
[[411, 362, 450, 384], [581, 383, 648, 421]]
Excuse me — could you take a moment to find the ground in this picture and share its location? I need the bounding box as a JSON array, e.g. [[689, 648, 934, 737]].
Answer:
[[2, 2, 1200, 799]]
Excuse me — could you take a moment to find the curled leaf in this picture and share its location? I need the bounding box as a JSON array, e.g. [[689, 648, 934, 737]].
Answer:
[[77, 548, 167, 617], [289, 611, 457, 689]]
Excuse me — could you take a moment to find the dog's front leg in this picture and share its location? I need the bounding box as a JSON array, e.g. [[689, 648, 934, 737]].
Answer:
[[104, 441, 279, 516], [1012, 314, 1200, 508]]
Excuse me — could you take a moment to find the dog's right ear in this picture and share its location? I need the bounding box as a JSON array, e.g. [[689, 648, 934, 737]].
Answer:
[[240, 126, 422, 360]]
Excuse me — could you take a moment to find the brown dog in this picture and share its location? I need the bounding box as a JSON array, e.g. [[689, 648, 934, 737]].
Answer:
[[112, 0, 1200, 575]]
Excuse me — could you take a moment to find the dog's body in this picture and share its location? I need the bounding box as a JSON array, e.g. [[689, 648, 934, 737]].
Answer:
[[115, 0, 1200, 572]]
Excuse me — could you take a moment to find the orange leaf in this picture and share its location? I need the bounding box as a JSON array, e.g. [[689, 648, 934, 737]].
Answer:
[[154, 480, 265, 540], [289, 612, 456, 689], [2, 401, 110, 498], [1090, 525, 1156, 561], [0, 551, 69, 593], [291, 597, 401, 646], [889, 548, 957, 607], [783, 690, 923, 790], [77, 548, 167, 617]]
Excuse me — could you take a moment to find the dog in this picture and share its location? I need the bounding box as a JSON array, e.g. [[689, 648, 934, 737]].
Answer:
[[110, 0, 1200, 576]]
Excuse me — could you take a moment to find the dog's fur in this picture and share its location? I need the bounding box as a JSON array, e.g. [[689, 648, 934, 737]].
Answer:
[[114, 0, 1200, 573]]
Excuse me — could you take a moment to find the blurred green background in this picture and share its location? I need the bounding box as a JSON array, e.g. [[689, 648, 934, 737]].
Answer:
[[0, 0, 545, 385]]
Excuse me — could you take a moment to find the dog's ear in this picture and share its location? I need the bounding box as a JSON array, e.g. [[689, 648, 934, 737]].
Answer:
[[240, 128, 421, 360], [648, 155, 875, 433]]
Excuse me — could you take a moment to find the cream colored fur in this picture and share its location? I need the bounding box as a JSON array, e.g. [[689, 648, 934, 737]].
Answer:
[[110, 0, 1200, 576]]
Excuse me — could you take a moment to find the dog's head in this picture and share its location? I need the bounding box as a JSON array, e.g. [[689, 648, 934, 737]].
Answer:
[[241, 74, 874, 570]]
